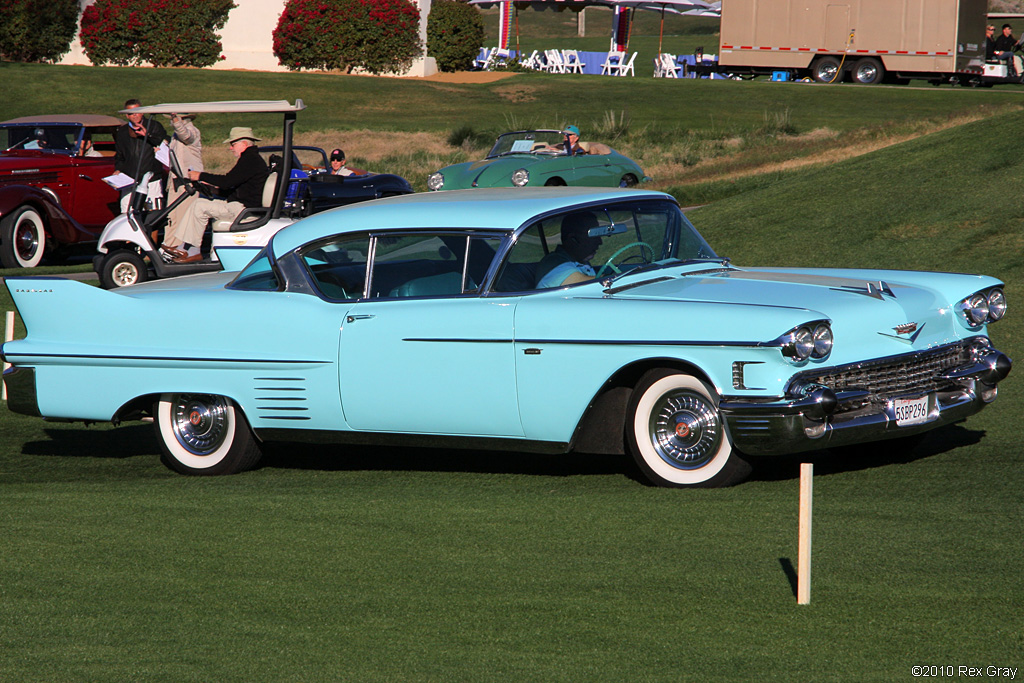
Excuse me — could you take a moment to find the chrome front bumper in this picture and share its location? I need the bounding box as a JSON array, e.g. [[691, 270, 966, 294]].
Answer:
[[719, 341, 1012, 456]]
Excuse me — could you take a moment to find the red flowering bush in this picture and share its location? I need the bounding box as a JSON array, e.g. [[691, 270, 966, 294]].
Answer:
[[0, 0, 80, 62], [426, 0, 484, 73], [79, 0, 235, 67], [273, 0, 422, 75]]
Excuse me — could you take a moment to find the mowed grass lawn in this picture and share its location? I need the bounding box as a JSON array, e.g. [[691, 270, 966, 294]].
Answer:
[[1, 63, 1022, 681]]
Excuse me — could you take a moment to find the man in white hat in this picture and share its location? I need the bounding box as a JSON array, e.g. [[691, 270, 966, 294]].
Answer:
[[161, 126, 268, 263]]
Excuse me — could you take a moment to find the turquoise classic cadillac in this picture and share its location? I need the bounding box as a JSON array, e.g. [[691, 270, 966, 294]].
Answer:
[[1, 188, 1012, 487], [427, 130, 648, 191]]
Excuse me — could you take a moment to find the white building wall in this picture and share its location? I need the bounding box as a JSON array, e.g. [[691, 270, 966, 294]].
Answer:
[[60, 0, 436, 76]]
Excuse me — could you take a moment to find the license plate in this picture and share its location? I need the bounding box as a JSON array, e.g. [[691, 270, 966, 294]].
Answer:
[[892, 395, 931, 426]]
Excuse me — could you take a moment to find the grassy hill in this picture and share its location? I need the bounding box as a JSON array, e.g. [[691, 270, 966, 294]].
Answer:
[[1, 66, 1021, 681]]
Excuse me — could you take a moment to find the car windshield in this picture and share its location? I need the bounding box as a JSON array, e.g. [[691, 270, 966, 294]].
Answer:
[[487, 131, 569, 158], [493, 199, 718, 292], [1, 125, 82, 154]]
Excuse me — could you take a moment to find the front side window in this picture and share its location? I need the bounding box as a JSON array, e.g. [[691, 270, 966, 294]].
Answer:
[[369, 233, 502, 298], [493, 200, 716, 292]]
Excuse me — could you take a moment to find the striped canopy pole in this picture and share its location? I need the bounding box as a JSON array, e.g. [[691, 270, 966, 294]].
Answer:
[[498, 1, 514, 49], [611, 6, 631, 51]]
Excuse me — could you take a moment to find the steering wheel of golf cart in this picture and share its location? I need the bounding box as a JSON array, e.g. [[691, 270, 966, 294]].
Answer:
[[168, 150, 201, 195], [596, 241, 655, 278]]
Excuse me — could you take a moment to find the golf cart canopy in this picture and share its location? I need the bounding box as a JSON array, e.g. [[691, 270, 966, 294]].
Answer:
[[117, 100, 306, 115]]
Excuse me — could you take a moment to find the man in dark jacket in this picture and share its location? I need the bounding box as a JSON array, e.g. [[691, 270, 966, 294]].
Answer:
[[993, 24, 1018, 75], [162, 126, 268, 263], [114, 98, 168, 212]]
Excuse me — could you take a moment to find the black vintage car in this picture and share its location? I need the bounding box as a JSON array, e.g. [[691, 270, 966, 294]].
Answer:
[[260, 146, 414, 216]]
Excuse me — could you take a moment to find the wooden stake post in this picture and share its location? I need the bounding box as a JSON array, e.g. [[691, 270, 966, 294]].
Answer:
[[798, 463, 813, 604]]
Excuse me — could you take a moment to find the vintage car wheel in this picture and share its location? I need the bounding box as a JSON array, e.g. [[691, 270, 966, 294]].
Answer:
[[99, 250, 149, 289], [544, 178, 567, 186], [627, 369, 750, 488], [620, 174, 639, 188], [0, 206, 46, 268], [155, 393, 263, 475]]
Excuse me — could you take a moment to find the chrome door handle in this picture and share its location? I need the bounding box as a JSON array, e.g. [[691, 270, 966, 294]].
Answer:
[[346, 314, 375, 323]]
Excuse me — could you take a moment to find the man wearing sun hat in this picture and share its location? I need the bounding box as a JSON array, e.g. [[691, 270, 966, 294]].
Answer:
[[161, 126, 268, 263], [562, 125, 588, 155]]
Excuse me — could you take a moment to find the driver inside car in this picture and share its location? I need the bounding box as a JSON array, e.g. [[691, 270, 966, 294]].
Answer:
[[535, 211, 602, 288]]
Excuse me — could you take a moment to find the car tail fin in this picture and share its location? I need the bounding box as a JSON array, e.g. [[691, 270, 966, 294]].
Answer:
[[3, 277, 127, 342]]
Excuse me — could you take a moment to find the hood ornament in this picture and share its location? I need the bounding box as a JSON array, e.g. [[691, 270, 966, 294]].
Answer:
[[879, 321, 924, 344]]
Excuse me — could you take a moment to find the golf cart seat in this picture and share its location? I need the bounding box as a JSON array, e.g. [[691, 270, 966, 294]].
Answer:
[[212, 172, 278, 232]]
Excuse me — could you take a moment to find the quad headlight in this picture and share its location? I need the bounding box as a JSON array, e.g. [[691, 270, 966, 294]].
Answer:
[[427, 172, 444, 191], [780, 322, 833, 361], [511, 168, 530, 187], [957, 287, 1006, 327]]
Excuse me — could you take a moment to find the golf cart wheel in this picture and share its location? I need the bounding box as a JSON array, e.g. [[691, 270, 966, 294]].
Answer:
[[626, 369, 750, 488], [0, 206, 46, 268], [99, 250, 148, 289], [155, 393, 263, 475]]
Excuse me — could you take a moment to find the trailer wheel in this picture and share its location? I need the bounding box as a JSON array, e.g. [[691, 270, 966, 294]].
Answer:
[[851, 58, 884, 85], [812, 56, 843, 83]]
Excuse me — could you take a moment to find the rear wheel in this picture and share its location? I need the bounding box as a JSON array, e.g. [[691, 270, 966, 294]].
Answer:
[[851, 57, 884, 84], [155, 393, 263, 475], [0, 206, 46, 268], [626, 369, 750, 487], [812, 56, 843, 84], [99, 250, 148, 289]]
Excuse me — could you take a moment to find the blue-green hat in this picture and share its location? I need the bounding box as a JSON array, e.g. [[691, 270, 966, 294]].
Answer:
[[564, 125, 580, 136]]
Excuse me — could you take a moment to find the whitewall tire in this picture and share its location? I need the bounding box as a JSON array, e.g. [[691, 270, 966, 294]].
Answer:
[[155, 393, 262, 475], [627, 370, 750, 487]]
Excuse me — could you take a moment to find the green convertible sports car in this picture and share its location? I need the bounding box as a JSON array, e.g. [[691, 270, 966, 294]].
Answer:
[[428, 130, 648, 191]]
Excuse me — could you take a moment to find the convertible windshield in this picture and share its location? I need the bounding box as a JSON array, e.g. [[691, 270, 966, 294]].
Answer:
[[494, 200, 718, 292], [487, 130, 568, 158]]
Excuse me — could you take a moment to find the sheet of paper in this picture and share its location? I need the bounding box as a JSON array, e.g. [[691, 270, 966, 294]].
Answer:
[[102, 172, 135, 189], [155, 141, 170, 167]]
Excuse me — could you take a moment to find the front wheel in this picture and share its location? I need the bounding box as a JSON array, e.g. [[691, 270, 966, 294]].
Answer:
[[620, 174, 638, 188], [98, 249, 149, 289], [626, 369, 750, 487], [0, 206, 46, 268], [155, 393, 263, 475]]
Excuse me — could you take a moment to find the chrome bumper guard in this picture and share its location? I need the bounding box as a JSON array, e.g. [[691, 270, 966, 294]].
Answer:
[[719, 341, 1012, 456], [2, 365, 41, 417]]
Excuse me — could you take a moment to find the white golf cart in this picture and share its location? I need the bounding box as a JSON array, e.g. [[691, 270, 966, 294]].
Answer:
[[93, 100, 305, 289]]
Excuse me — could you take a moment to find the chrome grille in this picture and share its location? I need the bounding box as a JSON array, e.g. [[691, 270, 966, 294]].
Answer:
[[791, 342, 973, 407]]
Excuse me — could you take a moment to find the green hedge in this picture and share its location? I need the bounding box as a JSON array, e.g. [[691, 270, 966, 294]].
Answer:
[[273, 0, 422, 75], [427, 0, 485, 73], [0, 0, 80, 63]]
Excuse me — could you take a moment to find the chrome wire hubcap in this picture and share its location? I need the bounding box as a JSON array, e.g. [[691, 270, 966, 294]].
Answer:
[[170, 394, 230, 456], [649, 391, 721, 469]]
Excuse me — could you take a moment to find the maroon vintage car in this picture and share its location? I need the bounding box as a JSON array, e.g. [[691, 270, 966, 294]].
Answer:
[[0, 115, 122, 268]]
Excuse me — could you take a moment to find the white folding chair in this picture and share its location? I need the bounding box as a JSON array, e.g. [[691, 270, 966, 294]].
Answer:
[[601, 51, 625, 75], [659, 53, 680, 78], [487, 48, 513, 70], [618, 52, 637, 77], [562, 49, 585, 74], [473, 47, 493, 70], [544, 49, 566, 74], [521, 50, 543, 70]]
